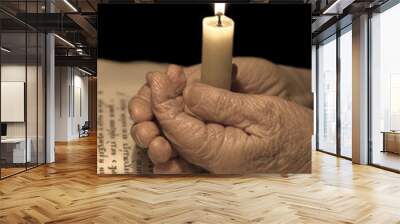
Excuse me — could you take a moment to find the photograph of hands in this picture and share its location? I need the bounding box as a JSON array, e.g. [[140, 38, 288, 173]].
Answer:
[[97, 4, 312, 175], [129, 58, 313, 174]]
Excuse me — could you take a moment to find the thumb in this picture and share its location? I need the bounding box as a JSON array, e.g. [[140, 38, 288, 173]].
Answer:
[[183, 82, 264, 131]]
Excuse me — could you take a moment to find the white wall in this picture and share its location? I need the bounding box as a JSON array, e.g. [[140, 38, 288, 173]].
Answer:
[[1, 64, 46, 164], [1, 65, 26, 139], [55, 66, 70, 141], [72, 73, 89, 138], [55, 66, 89, 141], [1, 65, 38, 137]]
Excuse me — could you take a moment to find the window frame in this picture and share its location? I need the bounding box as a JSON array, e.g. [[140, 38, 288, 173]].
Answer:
[[315, 23, 353, 160]]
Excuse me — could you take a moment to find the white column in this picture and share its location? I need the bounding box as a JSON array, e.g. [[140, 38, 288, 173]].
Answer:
[[45, 0, 56, 163], [352, 14, 369, 164], [46, 32, 55, 163]]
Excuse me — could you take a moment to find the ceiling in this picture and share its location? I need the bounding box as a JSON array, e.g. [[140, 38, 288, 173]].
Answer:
[[0, 0, 392, 73]]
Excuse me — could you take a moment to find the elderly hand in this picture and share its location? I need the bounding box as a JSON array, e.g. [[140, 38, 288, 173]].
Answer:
[[129, 57, 313, 174]]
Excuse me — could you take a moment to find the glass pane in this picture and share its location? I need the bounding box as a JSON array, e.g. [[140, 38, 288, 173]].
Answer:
[[26, 0, 38, 168], [371, 4, 400, 171], [317, 37, 337, 154], [1, 32, 27, 177], [27, 31, 38, 169], [38, 33, 45, 165], [339, 29, 352, 158]]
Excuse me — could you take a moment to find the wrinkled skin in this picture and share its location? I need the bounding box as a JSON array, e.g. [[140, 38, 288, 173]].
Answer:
[[129, 57, 313, 174]]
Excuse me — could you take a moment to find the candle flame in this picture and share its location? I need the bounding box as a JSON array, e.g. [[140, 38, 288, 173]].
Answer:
[[214, 3, 225, 15]]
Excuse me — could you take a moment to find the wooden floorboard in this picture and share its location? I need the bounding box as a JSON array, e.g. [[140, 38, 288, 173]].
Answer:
[[1, 134, 400, 223]]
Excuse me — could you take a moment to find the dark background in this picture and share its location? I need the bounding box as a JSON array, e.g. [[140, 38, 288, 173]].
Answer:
[[98, 4, 311, 68]]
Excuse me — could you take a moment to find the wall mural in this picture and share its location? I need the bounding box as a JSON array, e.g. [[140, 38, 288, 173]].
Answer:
[[97, 3, 313, 175]]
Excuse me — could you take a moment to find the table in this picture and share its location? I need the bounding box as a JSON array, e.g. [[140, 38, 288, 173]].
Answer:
[[381, 131, 400, 154], [1, 138, 31, 164]]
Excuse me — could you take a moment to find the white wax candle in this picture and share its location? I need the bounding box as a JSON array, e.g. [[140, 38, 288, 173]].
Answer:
[[201, 15, 234, 90]]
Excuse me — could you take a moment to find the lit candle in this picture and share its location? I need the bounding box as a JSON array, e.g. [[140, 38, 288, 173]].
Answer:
[[201, 3, 234, 90]]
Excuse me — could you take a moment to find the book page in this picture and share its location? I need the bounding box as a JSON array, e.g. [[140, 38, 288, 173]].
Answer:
[[97, 59, 167, 174]]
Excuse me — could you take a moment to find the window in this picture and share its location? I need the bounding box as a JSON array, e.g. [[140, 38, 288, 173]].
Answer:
[[370, 2, 400, 171], [0, 1, 47, 179], [317, 35, 337, 154], [316, 25, 353, 159], [339, 28, 352, 158]]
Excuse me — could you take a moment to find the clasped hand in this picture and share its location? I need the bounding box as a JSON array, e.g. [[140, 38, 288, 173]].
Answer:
[[129, 57, 313, 174]]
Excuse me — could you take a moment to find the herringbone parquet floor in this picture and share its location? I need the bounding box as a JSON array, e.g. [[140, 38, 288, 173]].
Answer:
[[1, 134, 400, 224]]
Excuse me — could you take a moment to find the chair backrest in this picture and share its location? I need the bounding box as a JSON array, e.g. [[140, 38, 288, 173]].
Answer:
[[82, 121, 90, 129]]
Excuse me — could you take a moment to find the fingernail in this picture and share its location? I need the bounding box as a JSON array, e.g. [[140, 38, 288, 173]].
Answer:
[[130, 125, 144, 147]]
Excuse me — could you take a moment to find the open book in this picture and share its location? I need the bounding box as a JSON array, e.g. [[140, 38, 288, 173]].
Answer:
[[97, 59, 167, 174]]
